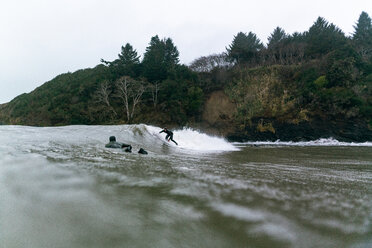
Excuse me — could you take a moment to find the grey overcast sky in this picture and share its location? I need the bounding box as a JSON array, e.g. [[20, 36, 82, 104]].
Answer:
[[1, 0, 371, 104]]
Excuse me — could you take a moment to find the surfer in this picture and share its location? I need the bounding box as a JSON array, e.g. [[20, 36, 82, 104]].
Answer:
[[159, 128, 178, 145], [105, 136, 132, 152]]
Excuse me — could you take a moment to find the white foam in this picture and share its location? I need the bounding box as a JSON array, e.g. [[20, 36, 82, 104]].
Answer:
[[235, 138, 372, 147], [211, 203, 266, 222], [146, 126, 238, 152]]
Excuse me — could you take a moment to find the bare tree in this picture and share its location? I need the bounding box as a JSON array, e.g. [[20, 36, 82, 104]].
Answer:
[[115, 76, 146, 121], [189, 53, 233, 72], [93, 80, 117, 117], [189, 56, 210, 72], [148, 81, 160, 108]]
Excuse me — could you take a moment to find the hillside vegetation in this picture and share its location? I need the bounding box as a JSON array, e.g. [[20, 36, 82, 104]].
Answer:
[[1, 13, 372, 141]]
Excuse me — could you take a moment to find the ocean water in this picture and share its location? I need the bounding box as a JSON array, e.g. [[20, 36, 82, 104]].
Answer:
[[0, 124, 371, 248]]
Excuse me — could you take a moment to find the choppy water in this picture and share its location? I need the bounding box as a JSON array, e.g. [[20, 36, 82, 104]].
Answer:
[[0, 125, 371, 248]]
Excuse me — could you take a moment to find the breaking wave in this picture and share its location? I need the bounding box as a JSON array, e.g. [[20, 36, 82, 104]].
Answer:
[[0, 124, 238, 155], [140, 125, 239, 152]]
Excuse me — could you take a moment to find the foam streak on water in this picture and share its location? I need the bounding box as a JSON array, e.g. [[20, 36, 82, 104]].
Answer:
[[0, 125, 372, 248], [236, 138, 372, 147]]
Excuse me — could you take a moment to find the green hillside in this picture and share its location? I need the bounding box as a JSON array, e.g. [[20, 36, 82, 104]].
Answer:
[[1, 13, 372, 141]]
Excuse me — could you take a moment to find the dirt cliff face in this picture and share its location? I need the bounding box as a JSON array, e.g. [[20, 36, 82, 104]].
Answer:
[[200, 90, 372, 142], [201, 90, 237, 136]]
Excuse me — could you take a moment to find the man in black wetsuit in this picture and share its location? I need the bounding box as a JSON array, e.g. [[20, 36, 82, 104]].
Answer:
[[105, 136, 132, 152], [159, 128, 178, 145]]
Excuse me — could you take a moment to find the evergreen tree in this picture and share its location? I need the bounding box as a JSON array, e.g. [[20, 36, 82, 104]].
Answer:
[[164, 38, 180, 67], [266, 27, 289, 65], [226, 32, 264, 65], [118, 43, 140, 65], [267, 27, 287, 48], [353, 11, 372, 61], [101, 43, 140, 78], [142, 35, 180, 82], [142, 35, 167, 82], [118, 43, 141, 77], [305, 17, 347, 58]]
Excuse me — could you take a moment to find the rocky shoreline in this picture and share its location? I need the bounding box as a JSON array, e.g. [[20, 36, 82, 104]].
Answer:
[[224, 119, 372, 143]]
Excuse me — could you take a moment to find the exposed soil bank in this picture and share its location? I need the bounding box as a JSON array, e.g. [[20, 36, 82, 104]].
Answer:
[[200, 90, 372, 142]]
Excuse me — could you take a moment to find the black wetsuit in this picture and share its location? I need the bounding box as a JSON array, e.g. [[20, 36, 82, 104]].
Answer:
[[105, 136, 132, 151], [159, 129, 178, 145]]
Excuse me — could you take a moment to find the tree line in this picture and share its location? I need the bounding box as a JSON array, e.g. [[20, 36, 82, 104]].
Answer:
[[2, 12, 371, 129], [94, 11, 372, 125], [191, 12, 372, 70]]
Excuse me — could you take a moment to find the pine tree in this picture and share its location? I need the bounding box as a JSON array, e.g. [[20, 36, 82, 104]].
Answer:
[[101, 43, 140, 77], [226, 32, 264, 65], [267, 27, 289, 65], [267, 27, 287, 48], [164, 38, 180, 67], [142, 36, 180, 82], [142, 35, 167, 82], [305, 17, 346, 58], [118, 43, 140, 65], [353, 11, 372, 61]]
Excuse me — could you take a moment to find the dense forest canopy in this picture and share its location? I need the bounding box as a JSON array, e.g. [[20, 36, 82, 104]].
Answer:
[[1, 12, 371, 141]]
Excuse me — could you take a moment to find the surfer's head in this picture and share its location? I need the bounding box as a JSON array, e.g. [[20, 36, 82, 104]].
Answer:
[[109, 136, 116, 142]]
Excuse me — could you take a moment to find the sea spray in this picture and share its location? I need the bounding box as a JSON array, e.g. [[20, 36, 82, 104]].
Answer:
[[145, 125, 239, 152]]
